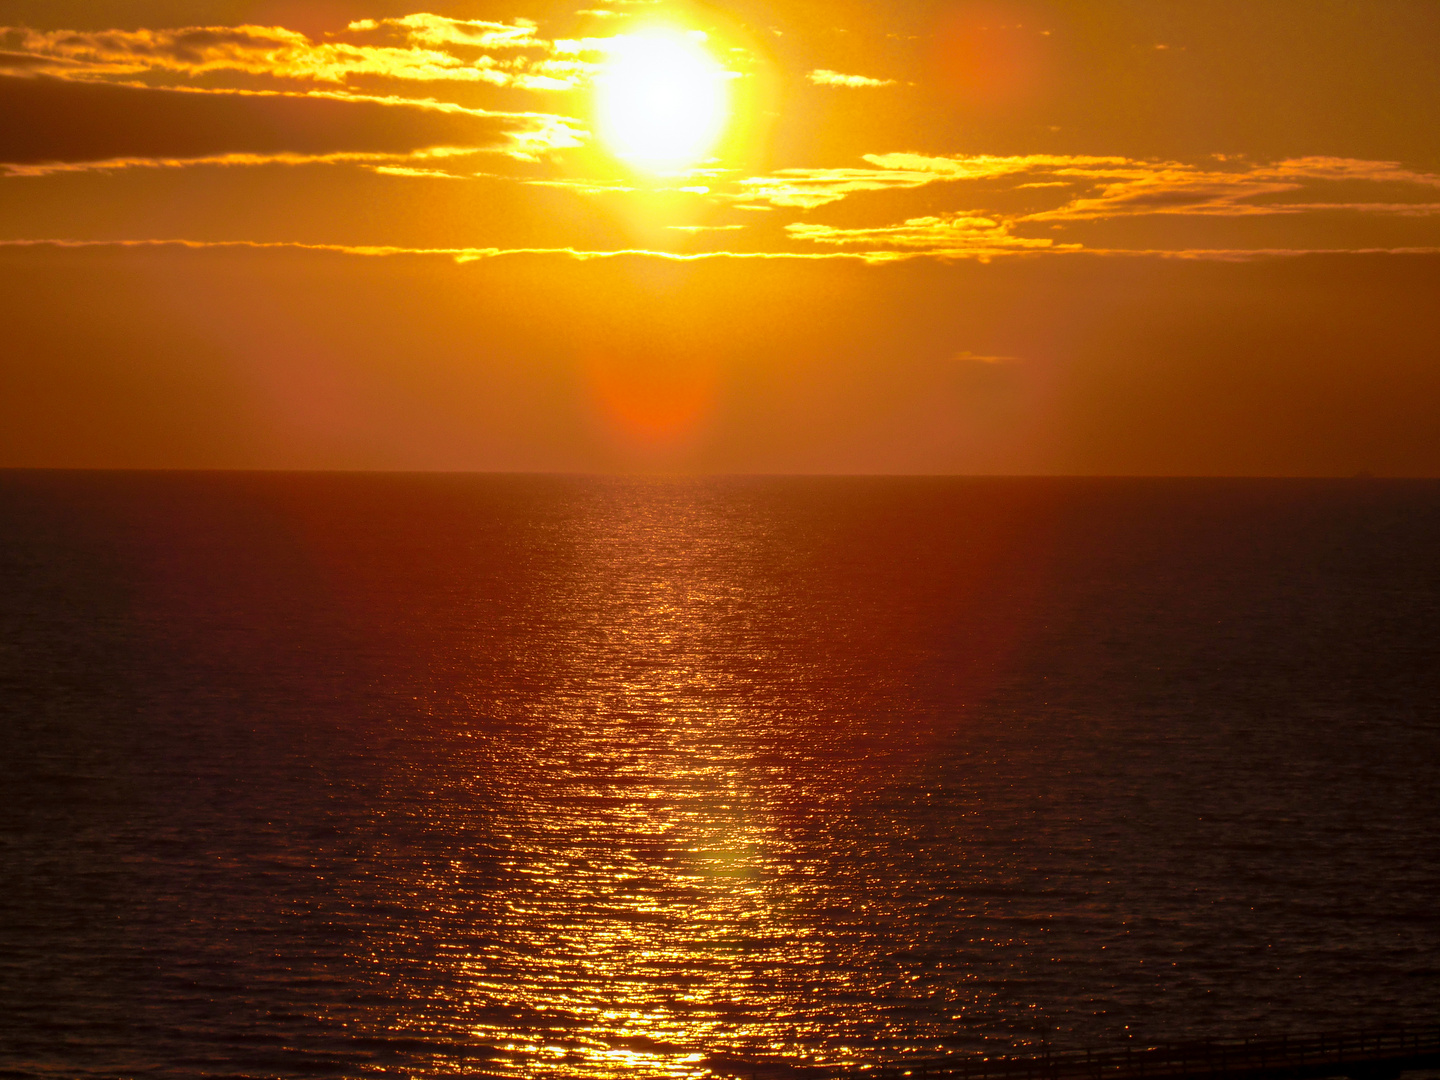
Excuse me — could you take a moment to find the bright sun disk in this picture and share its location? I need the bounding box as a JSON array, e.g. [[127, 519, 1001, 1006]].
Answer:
[[594, 29, 731, 173]]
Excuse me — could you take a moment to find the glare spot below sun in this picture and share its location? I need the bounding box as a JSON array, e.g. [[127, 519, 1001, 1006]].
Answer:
[[594, 29, 731, 173]]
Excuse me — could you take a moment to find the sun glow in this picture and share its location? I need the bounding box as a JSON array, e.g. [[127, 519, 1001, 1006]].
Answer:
[[594, 29, 731, 173]]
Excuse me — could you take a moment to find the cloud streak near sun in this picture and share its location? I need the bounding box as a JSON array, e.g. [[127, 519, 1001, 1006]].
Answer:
[[736, 152, 1440, 255], [0, 17, 585, 90], [739, 153, 1440, 215], [807, 69, 895, 88]]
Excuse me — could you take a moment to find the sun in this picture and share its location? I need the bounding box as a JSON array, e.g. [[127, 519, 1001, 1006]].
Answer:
[[594, 28, 731, 173]]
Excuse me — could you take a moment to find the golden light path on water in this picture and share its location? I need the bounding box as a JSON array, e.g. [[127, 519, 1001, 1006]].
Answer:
[[448, 486, 827, 1077], [366, 480, 987, 1078]]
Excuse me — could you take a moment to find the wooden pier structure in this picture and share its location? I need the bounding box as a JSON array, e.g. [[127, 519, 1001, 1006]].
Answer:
[[852, 1026, 1440, 1080]]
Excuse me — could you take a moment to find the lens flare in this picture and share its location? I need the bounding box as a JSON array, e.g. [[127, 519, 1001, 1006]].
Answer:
[[594, 29, 731, 173]]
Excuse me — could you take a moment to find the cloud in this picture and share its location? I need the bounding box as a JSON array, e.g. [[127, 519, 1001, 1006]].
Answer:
[[0, 146, 484, 179], [954, 351, 1021, 363], [0, 75, 583, 169], [1004, 155, 1440, 222], [734, 152, 1440, 257], [0, 236, 880, 264], [786, 213, 1067, 259], [861, 152, 1134, 180], [0, 19, 580, 91], [345, 14, 541, 50], [522, 177, 637, 193], [7, 237, 1439, 270], [733, 167, 943, 209], [737, 152, 1440, 219], [807, 69, 895, 88], [1081, 246, 1440, 261], [369, 165, 467, 178], [733, 154, 1134, 209]]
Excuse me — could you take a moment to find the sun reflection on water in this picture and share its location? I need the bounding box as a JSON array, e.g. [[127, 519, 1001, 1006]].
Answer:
[[349, 478, 1052, 1077], [442, 485, 817, 1076]]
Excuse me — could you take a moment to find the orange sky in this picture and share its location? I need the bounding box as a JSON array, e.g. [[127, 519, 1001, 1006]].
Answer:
[[2, 0, 1439, 473]]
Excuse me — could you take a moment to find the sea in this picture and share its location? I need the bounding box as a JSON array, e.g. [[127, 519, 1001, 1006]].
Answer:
[[1, 472, 1437, 1079]]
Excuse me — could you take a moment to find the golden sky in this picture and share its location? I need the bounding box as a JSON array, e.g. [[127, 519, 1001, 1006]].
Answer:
[[2, 0, 1439, 473]]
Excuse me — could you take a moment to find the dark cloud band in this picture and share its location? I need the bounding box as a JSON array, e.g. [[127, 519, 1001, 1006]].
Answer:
[[0, 75, 544, 164]]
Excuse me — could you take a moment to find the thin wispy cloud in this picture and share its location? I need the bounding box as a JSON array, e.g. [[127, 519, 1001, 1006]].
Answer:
[[739, 153, 1440, 219], [954, 351, 1021, 363], [521, 177, 636, 193], [733, 154, 1132, 210], [808, 69, 895, 88], [0, 19, 584, 91], [8, 236, 1435, 267], [787, 213, 1067, 258], [369, 166, 465, 178], [345, 14, 541, 49], [1024, 156, 1440, 222], [733, 166, 942, 209], [0, 146, 483, 178], [733, 152, 1440, 256], [0, 236, 881, 264]]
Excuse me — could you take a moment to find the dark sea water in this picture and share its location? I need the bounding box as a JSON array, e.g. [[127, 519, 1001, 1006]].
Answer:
[[1, 473, 1438, 1079]]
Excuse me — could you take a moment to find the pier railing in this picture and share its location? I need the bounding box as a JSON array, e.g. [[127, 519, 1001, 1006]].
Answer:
[[853, 1025, 1440, 1080]]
